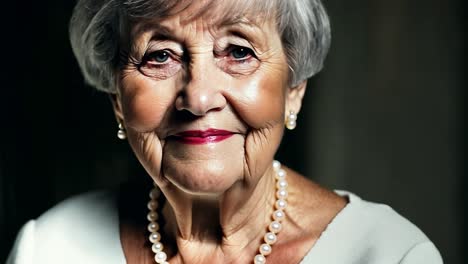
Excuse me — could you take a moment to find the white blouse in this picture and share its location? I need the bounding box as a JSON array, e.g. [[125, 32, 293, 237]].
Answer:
[[6, 190, 443, 264]]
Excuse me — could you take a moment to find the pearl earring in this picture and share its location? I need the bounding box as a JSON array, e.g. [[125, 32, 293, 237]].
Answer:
[[117, 123, 127, 140], [285, 111, 297, 130]]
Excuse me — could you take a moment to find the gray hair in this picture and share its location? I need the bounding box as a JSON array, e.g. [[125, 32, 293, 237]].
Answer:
[[69, 0, 331, 93]]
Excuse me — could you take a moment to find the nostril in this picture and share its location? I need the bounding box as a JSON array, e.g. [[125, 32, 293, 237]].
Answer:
[[174, 108, 200, 122], [175, 78, 227, 116], [175, 90, 216, 116], [210, 104, 225, 112], [174, 94, 210, 116]]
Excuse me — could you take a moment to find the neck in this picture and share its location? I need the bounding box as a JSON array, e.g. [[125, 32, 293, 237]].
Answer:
[[160, 165, 277, 263]]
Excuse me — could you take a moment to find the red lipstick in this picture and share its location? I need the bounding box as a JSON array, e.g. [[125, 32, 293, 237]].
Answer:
[[172, 129, 234, 145]]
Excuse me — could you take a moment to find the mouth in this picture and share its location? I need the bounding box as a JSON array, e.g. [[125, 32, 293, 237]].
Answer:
[[170, 129, 235, 145]]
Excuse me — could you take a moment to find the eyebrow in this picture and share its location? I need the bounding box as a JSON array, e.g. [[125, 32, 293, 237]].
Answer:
[[128, 15, 269, 54], [132, 14, 265, 36], [222, 20, 269, 49], [131, 22, 173, 40], [220, 15, 260, 28]]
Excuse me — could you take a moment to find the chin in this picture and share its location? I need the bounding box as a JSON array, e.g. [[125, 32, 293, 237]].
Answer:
[[162, 158, 243, 196]]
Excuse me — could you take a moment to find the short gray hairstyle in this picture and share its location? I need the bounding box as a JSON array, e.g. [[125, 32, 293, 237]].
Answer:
[[69, 0, 331, 93]]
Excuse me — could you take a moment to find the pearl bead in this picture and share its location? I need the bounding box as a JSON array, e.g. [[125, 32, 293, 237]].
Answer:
[[276, 189, 288, 199], [269, 221, 282, 233], [286, 120, 296, 130], [254, 254, 266, 264], [148, 200, 158, 210], [264, 232, 277, 245], [150, 188, 161, 199], [154, 251, 167, 263], [148, 222, 159, 232], [147, 211, 159, 221], [275, 169, 286, 180], [149, 232, 161, 243], [288, 112, 297, 121], [272, 210, 285, 221], [272, 160, 281, 171], [146, 161, 288, 264], [275, 199, 287, 210], [152, 242, 164, 253], [259, 243, 272, 256], [276, 179, 288, 189], [117, 130, 127, 139]]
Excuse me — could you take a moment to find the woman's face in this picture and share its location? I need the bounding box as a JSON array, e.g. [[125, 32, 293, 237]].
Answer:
[[114, 3, 303, 195]]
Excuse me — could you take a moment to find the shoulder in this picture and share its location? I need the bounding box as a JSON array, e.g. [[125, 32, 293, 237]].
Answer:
[[301, 190, 443, 264], [36, 190, 117, 230], [6, 190, 125, 264], [336, 190, 430, 246]]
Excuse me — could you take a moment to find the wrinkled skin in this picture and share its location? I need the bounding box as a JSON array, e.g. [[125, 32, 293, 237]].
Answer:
[[116, 12, 302, 195], [112, 2, 345, 263]]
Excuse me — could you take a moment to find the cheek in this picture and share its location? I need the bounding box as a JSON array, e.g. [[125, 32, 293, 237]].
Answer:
[[228, 69, 287, 128], [120, 77, 176, 132]]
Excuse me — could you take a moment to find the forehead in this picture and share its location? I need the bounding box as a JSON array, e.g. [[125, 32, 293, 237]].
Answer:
[[126, 0, 279, 36]]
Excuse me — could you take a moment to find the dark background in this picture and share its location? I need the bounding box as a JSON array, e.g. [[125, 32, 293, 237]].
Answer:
[[1, 0, 465, 263]]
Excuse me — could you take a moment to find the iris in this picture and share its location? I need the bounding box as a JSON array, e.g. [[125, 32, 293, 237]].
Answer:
[[151, 50, 170, 63], [231, 47, 251, 59]]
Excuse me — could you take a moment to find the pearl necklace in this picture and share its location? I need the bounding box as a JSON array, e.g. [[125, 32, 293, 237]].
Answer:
[[147, 160, 288, 264]]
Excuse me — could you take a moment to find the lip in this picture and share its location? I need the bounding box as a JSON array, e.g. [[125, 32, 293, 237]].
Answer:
[[171, 129, 235, 145]]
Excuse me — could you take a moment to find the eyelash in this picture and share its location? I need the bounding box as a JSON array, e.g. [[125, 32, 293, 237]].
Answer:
[[141, 44, 256, 62], [136, 49, 181, 79], [140, 50, 177, 67], [136, 44, 258, 78], [225, 45, 256, 62]]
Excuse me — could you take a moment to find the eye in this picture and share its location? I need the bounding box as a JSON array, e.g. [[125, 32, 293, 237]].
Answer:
[[146, 50, 170, 63], [215, 44, 260, 75], [230, 46, 254, 60], [137, 49, 182, 80]]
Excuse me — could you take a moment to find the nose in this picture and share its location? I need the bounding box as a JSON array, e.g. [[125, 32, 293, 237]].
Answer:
[[175, 57, 227, 116]]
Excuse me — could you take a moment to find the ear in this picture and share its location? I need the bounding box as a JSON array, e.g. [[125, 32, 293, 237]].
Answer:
[[285, 80, 307, 115], [109, 93, 124, 124]]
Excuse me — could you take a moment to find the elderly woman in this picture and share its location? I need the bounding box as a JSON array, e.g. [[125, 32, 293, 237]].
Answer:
[[7, 0, 443, 263]]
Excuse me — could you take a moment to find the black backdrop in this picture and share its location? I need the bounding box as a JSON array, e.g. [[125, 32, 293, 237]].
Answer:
[[0, 0, 307, 260], [1, 0, 466, 263]]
